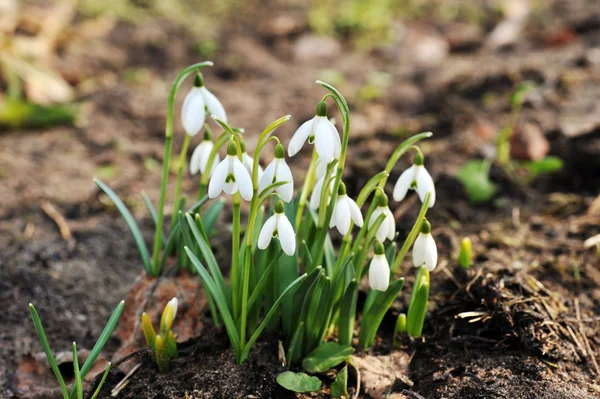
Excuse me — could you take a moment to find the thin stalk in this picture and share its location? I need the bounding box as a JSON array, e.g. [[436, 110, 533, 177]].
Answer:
[[151, 61, 214, 276], [170, 133, 191, 232], [231, 193, 241, 320], [295, 148, 318, 229], [390, 193, 430, 274]]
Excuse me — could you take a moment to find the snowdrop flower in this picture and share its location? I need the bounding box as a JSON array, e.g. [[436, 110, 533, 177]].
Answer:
[[259, 143, 294, 202], [258, 199, 296, 256], [181, 72, 227, 136], [330, 182, 363, 235], [368, 192, 396, 242], [369, 239, 390, 292], [309, 174, 334, 210], [413, 219, 437, 272], [288, 101, 341, 163], [393, 152, 435, 208], [240, 141, 264, 181], [190, 131, 220, 176], [160, 297, 178, 333], [208, 141, 253, 201]]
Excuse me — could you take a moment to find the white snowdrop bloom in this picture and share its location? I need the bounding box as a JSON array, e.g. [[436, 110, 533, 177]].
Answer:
[[258, 200, 296, 256], [181, 72, 227, 137], [368, 193, 396, 242], [330, 183, 363, 235], [190, 133, 220, 176], [392, 152, 435, 208], [369, 240, 390, 292], [259, 143, 294, 202], [240, 141, 264, 182], [288, 101, 341, 163], [208, 141, 253, 201], [413, 219, 438, 272], [309, 174, 334, 210], [161, 297, 178, 332]]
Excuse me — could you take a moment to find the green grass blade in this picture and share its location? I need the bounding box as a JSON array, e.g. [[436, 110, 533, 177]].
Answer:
[[28, 304, 69, 399], [203, 198, 225, 236], [141, 192, 166, 243], [94, 178, 152, 274], [68, 300, 124, 399], [240, 273, 307, 362], [337, 280, 358, 346], [90, 362, 111, 399], [407, 279, 430, 338], [286, 322, 305, 367], [185, 247, 240, 351], [72, 342, 83, 399], [358, 278, 405, 350], [247, 249, 284, 311]]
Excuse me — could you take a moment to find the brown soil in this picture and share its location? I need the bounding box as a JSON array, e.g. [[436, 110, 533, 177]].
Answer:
[[2, 0, 600, 398]]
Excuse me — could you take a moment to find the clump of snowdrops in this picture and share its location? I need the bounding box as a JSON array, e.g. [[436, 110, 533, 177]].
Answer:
[[97, 61, 439, 367]]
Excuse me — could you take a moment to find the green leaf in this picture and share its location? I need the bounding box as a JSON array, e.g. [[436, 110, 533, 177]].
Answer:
[[286, 322, 305, 366], [523, 156, 563, 180], [0, 98, 76, 128], [29, 304, 69, 399], [95, 178, 152, 274], [337, 280, 358, 346], [456, 159, 497, 204], [89, 363, 111, 399], [69, 300, 125, 399], [407, 273, 430, 338], [276, 371, 322, 393], [302, 342, 355, 373], [185, 247, 240, 351], [358, 278, 405, 350], [331, 365, 349, 399], [72, 343, 83, 399], [246, 249, 284, 311]]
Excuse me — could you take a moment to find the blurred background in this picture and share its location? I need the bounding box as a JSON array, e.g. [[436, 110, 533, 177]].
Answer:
[[1, 0, 600, 397]]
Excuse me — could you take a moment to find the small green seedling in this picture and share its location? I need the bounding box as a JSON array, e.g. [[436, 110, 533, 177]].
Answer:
[[142, 297, 178, 373], [28, 301, 124, 399], [458, 237, 473, 269], [406, 266, 430, 338], [331, 365, 349, 399]]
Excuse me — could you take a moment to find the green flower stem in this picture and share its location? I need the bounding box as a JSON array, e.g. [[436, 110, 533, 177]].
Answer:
[[231, 193, 242, 320], [198, 131, 230, 199], [295, 148, 318, 229], [390, 193, 430, 274], [170, 133, 191, 232], [151, 61, 214, 276]]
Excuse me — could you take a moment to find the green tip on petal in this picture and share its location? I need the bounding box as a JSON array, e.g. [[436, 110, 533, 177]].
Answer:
[[374, 239, 385, 255], [194, 71, 204, 88], [275, 143, 285, 159], [316, 101, 328, 117], [338, 182, 347, 195], [421, 219, 431, 234], [413, 151, 424, 166], [227, 141, 238, 156], [377, 192, 389, 207], [275, 199, 285, 214]]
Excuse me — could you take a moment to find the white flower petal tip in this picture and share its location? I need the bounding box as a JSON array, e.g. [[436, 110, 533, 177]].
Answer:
[[190, 140, 217, 176], [288, 101, 340, 162], [200, 87, 227, 123], [412, 220, 438, 271], [369, 254, 390, 292], [330, 188, 363, 235], [392, 162, 435, 208], [369, 205, 396, 242], [181, 87, 206, 136], [258, 144, 294, 202], [257, 202, 296, 256], [208, 154, 253, 201]]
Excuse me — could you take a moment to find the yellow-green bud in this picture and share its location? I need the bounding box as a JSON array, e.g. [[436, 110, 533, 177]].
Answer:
[[420, 219, 431, 234], [316, 101, 328, 117], [275, 199, 285, 214], [374, 238, 385, 255], [275, 143, 285, 159], [194, 71, 204, 88], [458, 237, 472, 269], [413, 152, 424, 166], [338, 182, 347, 196], [227, 141, 238, 156]]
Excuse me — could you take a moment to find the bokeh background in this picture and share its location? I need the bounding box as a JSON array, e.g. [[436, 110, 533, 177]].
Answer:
[[1, 0, 600, 397]]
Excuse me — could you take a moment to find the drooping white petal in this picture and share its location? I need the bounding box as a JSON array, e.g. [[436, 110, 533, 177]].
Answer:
[[310, 176, 325, 210], [277, 214, 296, 256], [370, 207, 390, 242], [423, 233, 438, 271], [332, 196, 351, 234], [315, 159, 328, 180], [181, 87, 206, 136], [190, 141, 213, 175], [258, 160, 277, 194], [326, 120, 342, 159], [288, 118, 313, 157], [258, 214, 277, 250], [369, 255, 390, 292], [347, 196, 364, 228], [200, 87, 227, 123], [314, 117, 335, 163], [232, 157, 253, 201], [393, 165, 416, 202], [414, 165, 436, 208], [275, 159, 294, 202], [384, 208, 396, 241], [412, 232, 428, 267], [208, 156, 230, 198]]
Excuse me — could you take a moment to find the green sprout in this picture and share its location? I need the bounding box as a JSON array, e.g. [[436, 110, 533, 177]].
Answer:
[[28, 301, 124, 399], [458, 237, 473, 269], [142, 297, 178, 372]]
